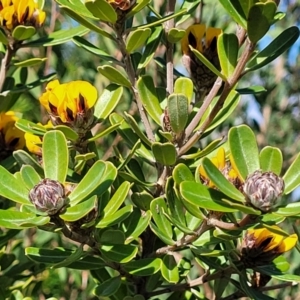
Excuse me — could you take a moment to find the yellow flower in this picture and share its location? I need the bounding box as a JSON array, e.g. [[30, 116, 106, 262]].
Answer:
[[0, 0, 46, 31], [0, 111, 25, 159], [181, 24, 222, 101], [24, 121, 52, 155], [199, 148, 239, 188], [241, 226, 298, 266], [39, 80, 98, 132]]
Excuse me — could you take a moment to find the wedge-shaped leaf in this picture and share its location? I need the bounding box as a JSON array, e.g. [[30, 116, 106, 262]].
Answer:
[[94, 277, 122, 297], [167, 93, 188, 134], [131, 191, 153, 211], [100, 245, 137, 263], [0, 166, 30, 205], [13, 150, 44, 176], [125, 209, 151, 244], [283, 153, 300, 194], [179, 194, 205, 219], [26, 247, 105, 269], [25, 25, 90, 47], [43, 130, 68, 183], [176, 0, 201, 25], [259, 146, 282, 175], [102, 181, 131, 217], [167, 28, 185, 43], [150, 198, 173, 239], [247, 2, 277, 43], [60, 8, 113, 40], [52, 125, 79, 141], [85, 0, 117, 23], [73, 36, 119, 63], [138, 26, 163, 69], [202, 158, 245, 202], [122, 258, 161, 276], [97, 205, 133, 228], [88, 123, 120, 142], [14, 58, 47, 67], [174, 77, 193, 104], [94, 84, 123, 120], [60, 196, 97, 222], [56, 0, 96, 18], [12, 25, 36, 40], [69, 161, 117, 205], [219, 0, 247, 28], [52, 245, 86, 268], [126, 28, 151, 53], [273, 202, 300, 217], [180, 181, 237, 212], [126, 0, 151, 18], [221, 199, 261, 215], [20, 165, 41, 190], [246, 27, 300, 72], [237, 86, 267, 94], [190, 47, 226, 81], [173, 163, 194, 185], [0, 29, 8, 45], [100, 230, 125, 245], [161, 255, 179, 283], [124, 112, 152, 147], [229, 125, 259, 180], [152, 142, 177, 166], [15, 119, 47, 135], [150, 222, 175, 245], [0, 210, 49, 229], [218, 33, 238, 78], [136, 76, 162, 125], [98, 65, 131, 88]]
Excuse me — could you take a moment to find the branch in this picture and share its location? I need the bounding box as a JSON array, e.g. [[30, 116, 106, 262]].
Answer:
[[0, 45, 15, 92]]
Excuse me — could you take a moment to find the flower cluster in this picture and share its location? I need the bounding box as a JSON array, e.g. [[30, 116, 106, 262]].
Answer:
[[107, 0, 134, 11], [0, 0, 46, 31], [0, 111, 25, 159], [241, 226, 297, 267], [39, 80, 98, 134], [181, 24, 222, 101]]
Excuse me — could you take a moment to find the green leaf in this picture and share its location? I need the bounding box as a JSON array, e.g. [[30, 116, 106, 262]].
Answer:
[[122, 258, 162, 276], [0, 166, 31, 205], [229, 125, 260, 180], [138, 26, 163, 69], [20, 165, 41, 190], [14, 58, 47, 67], [246, 27, 300, 72], [102, 181, 131, 217], [180, 181, 237, 212], [202, 158, 245, 202], [173, 163, 195, 185], [0, 29, 8, 45], [69, 161, 117, 205], [219, 0, 247, 28], [88, 123, 120, 142], [190, 46, 226, 80], [136, 76, 162, 125], [51, 125, 79, 142], [283, 153, 300, 194], [94, 84, 123, 120], [15, 119, 47, 135], [60, 195, 97, 222], [174, 77, 193, 104], [167, 94, 188, 134], [85, 0, 117, 23], [52, 245, 86, 268], [56, 0, 96, 18], [152, 142, 177, 166], [26, 247, 105, 269], [126, 28, 151, 53], [0, 210, 49, 229], [100, 230, 125, 245], [161, 255, 179, 283], [12, 26, 36, 40], [131, 191, 153, 211], [259, 146, 282, 175], [94, 277, 122, 297], [150, 198, 173, 239], [217, 33, 239, 78], [126, 0, 151, 18], [247, 2, 277, 43], [98, 65, 131, 88], [125, 209, 151, 244], [100, 245, 138, 263], [43, 131, 68, 183], [236, 85, 267, 94], [273, 202, 300, 217], [167, 28, 185, 43], [97, 205, 133, 228]]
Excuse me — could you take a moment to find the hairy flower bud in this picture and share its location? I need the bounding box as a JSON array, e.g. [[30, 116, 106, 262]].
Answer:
[[243, 170, 284, 212], [29, 179, 69, 215]]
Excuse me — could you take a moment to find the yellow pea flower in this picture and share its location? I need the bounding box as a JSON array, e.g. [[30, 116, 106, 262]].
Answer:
[[39, 80, 98, 133], [241, 226, 298, 266], [0, 111, 25, 159], [181, 24, 222, 101], [0, 0, 46, 31]]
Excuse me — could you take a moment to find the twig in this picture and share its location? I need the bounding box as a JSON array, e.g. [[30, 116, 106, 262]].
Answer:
[[0, 45, 15, 92]]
